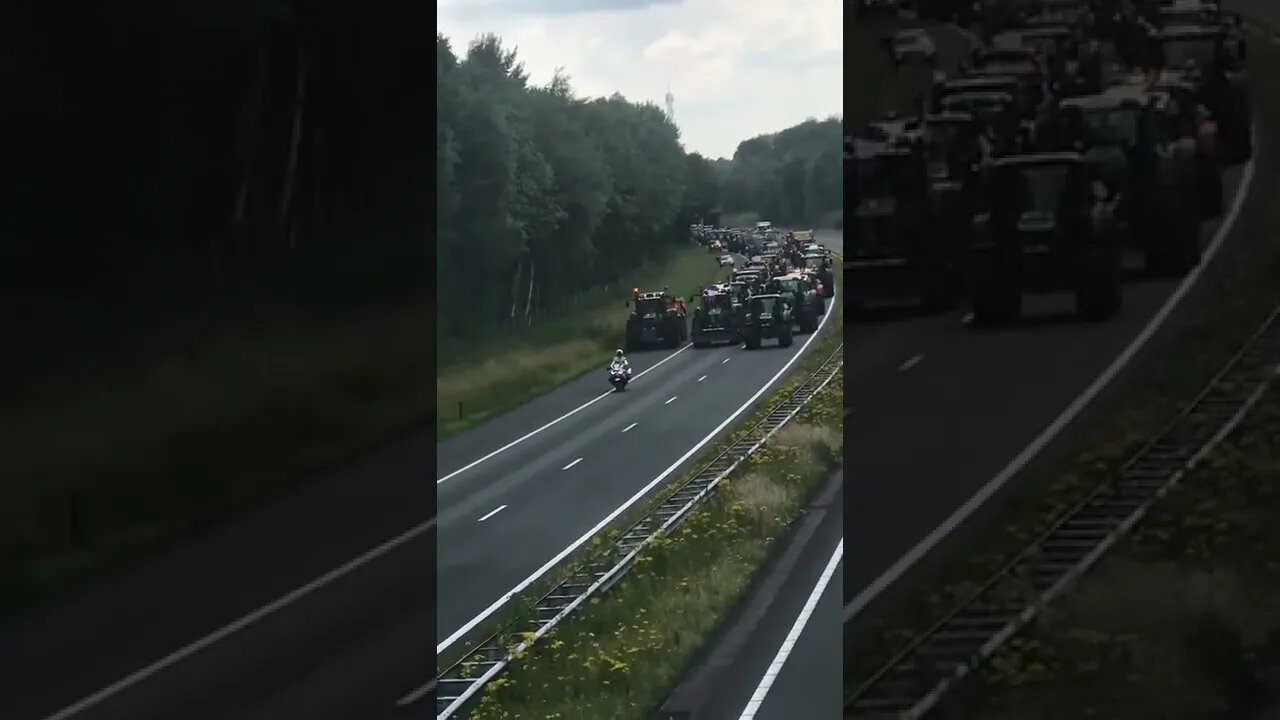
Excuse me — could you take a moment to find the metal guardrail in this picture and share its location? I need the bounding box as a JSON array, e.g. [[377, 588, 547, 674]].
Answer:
[[436, 343, 846, 718], [847, 305, 1280, 718]]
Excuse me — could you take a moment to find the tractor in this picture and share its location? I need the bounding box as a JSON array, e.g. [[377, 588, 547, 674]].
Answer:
[[624, 288, 688, 350]]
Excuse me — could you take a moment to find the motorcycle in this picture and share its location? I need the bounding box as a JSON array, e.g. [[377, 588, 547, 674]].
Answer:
[[609, 362, 631, 391]]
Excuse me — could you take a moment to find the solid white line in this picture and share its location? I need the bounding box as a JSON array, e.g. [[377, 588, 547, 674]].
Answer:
[[477, 505, 507, 522], [898, 354, 924, 372], [396, 680, 432, 706], [438, 282, 839, 655], [845, 133, 1257, 623], [436, 343, 693, 485], [38, 517, 438, 720], [739, 540, 844, 720], [622, 422, 638, 433], [562, 458, 583, 470], [698, 375, 708, 382], [665, 396, 679, 405]]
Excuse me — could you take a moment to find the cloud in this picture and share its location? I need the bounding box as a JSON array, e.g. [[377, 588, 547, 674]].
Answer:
[[437, 0, 842, 160]]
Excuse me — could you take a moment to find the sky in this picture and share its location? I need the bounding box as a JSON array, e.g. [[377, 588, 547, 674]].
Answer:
[[437, 0, 843, 160]]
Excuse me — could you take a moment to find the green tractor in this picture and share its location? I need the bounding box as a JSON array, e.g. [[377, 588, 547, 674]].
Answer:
[[625, 288, 689, 350], [690, 286, 744, 348], [742, 293, 795, 349], [770, 273, 824, 334]]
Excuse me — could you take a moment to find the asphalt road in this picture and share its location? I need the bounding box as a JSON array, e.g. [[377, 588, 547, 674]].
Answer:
[[845, 158, 1251, 610], [0, 230, 836, 720], [663, 476, 843, 720], [433, 230, 843, 655], [751, 554, 842, 720]]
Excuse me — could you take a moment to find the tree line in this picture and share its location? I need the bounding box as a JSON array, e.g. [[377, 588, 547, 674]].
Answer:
[[716, 117, 843, 229], [4, 0, 426, 306], [437, 32, 843, 341]]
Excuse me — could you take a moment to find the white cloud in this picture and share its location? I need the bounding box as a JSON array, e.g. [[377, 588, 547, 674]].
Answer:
[[436, 0, 843, 160]]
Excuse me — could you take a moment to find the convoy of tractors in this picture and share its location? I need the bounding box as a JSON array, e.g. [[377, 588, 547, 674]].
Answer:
[[847, 0, 1250, 325], [622, 225, 837, 352]]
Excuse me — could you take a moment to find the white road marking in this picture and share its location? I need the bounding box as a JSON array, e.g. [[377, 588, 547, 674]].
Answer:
[[665, 396, 679, 405], [698, 375, 708, 382], [477, 505, 507, 522], [562, 458, 583, 470], [45, 243, 818, 720], [723, 357, 731, 364], [396, 680, 432, 707], [38, 517, 438, 720], [739, 540, 843, 719], [436, 343, 693, 485], [845, 131, 1257, 624], [439, 282, 839, 655], [622, 422, 638, 433], [899, 354, 924, 372]]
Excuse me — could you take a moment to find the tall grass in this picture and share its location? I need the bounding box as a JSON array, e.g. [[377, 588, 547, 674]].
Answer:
[[436, 245, 723, 437]]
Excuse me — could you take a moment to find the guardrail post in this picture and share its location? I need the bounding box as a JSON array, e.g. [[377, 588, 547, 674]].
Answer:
[[458, 401, 464, 420]]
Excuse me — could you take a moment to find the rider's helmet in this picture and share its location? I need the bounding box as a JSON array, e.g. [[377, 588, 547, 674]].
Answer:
[[615, 349, 624, 359]]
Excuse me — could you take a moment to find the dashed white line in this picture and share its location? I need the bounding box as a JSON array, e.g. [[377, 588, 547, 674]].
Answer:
[[477, 505, 507, 522], [622, 422, 638, 433], [665, 396, 679, 404], [437, 343, 693, 485], [440, 282, 840, 656], [739, 540, 843, 719], [898, 354, 924, 372], [697, 375, 708, 382], [562, 458, 583, 470], [722, 357, 731, 364]]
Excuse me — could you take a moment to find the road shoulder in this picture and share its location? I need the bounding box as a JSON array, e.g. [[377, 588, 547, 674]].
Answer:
[[659, 467, 843, 720]]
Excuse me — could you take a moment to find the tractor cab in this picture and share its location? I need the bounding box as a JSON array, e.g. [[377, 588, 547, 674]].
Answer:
[[625, 288, 689, 350]]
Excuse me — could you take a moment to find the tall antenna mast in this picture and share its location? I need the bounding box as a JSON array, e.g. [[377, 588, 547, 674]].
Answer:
[[664, 81, 675, 124]]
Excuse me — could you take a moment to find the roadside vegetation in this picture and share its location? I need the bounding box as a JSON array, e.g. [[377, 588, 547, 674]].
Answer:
[[468, 362, 843, 720], [438, 269, 845, 671], [437, 266, 844, 712], [847, 20, 1280, 715], [437, 245, 721, 437], [0, 3, 426, 618], [956, 384, 1280, 719]]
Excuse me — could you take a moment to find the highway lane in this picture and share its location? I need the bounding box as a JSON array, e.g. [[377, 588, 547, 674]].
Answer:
[[0, 418, 441, 720], [0, 231, 836, 720], [0, 252, 820, 720], [656, 474, 842, 720], [435, 271, 842, 655], [845, 154, 1251, 614], [749, 553, 843, 720]]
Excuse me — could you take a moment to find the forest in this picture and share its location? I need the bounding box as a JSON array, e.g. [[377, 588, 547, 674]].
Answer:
[[4, 0, 428, 397], [6, 1, 424, 302], [436, 33, 841, 343]]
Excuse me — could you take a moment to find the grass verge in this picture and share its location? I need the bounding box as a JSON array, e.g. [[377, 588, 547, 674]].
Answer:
[[952, 383, 1280, 719], [0, 296, 432, 619], [846, 18, 1280, 708], [437, 258, 844, 683], [437, 245, 723, 438], [467, 376, 843, 720]]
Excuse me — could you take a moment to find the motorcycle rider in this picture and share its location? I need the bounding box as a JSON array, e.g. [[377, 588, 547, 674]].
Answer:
[[610, 349, 631, 377]]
